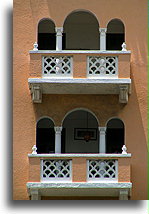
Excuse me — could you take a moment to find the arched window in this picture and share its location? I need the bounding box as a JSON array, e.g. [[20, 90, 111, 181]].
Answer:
[[36, 117, 55, 154], [38, 18, 56, 50], [62, 109, 99, 153], [63, 10, 99, 50], [106, 118, 124, 153], [106, 19, 125, 50]]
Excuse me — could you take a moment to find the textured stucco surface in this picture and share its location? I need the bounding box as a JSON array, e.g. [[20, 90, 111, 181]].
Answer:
[[13, 0, 147, 200]]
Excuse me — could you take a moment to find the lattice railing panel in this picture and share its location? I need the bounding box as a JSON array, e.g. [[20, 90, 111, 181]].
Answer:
[[41, 159, 72, 181], [88, 56, 118, 77], [42, 56, 72, 77], [88, 159, 118, 181]]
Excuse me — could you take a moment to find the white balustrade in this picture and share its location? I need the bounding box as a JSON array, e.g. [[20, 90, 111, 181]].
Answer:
[[42, 56, 72, 77], [41, 159, 72, 181], [87, 56, 118, 78], [87, 159, 118, 182]]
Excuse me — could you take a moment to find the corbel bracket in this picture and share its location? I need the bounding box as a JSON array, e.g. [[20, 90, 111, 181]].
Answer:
[[119, 189, 129, 200], [119, 85, 129, 103], [30, 84, 42, 103]]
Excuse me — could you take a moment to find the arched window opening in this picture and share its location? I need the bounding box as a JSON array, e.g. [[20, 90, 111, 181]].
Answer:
[[36, 118, 55, 154], [63, 11, 99, 50], [38, 19, 56, 50], [106, 118, 124, 153], [62, 109, 99, 153], [106, 19, 125, 50]]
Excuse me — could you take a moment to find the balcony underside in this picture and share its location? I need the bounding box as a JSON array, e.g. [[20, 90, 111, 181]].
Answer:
[[28, 78, 131, 103], [27, 182, 132, 199]]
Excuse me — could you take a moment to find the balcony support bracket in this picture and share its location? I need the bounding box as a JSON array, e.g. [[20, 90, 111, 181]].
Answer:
[[30, 189, 41, 200], [30, 84, 42, 103], [119, 85, 129, 103], [119, 189, 129, 200]]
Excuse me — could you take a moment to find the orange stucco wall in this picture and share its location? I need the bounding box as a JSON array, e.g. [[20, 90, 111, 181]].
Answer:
[[13, 0, 147, 200]]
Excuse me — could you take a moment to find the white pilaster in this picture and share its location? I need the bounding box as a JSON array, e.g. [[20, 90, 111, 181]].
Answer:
[[30, 189, 41, 200], [99, 28, 107, 50], [119, 190, 129, 200], [55, 27, 63, 51], [54, 126, 62, 153], [98, 127, 106, 153]]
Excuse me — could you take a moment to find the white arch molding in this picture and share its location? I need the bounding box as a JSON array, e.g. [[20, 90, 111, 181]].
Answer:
[[37, 18, 56, 50], [62, 9, 100, 27], [61, 107, 99, 126], [106, 18, 125, 50], [106, 117, 125, 154], [36, 116, 55, 154], [63, 9, 100, 50], [61, 108, 100, 154]]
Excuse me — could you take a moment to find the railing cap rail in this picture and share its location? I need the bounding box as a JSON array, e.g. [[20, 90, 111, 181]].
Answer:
[[29, 50, 131, 54], [28, 153, 132, 158]]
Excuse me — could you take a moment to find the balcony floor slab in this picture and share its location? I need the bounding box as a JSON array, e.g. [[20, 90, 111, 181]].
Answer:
[[28, 78, 131, 95], [27, 182, 132, 198]]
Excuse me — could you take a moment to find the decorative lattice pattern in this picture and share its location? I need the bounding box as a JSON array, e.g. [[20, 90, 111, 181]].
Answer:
[[41, 159, 71, 181], [42, 56, 72, 76], [88, 159, 118, 181], [88, 56, 118, 77]]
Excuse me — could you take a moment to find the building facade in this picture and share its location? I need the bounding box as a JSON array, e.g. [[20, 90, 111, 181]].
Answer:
[[13, 0, 148, 200]]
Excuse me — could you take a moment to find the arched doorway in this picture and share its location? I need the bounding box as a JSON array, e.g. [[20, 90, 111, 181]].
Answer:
[[106, 19, 125, 50], [36, 117, 55, 153], [38, 18, 56, 50], [62, 109, 99, 153], [63, 10, 99, 50], [106, 118, 124, 153]]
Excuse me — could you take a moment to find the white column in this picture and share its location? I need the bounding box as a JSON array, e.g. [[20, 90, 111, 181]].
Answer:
[[55, 27, 63, 51], [98, 127, 106, 153], [99, 28, 107, 50], [54, 126, 62, 153]]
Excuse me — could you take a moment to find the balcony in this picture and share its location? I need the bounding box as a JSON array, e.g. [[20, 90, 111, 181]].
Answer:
[[27, 153, 132, 200], [28, 50, 131, 103]]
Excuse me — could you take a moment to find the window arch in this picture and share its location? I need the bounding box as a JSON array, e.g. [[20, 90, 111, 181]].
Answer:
[[62, 109, 99, 153], [38, 18, 56, 50], [63, 10, 99, 50], [106, 118, 124, 153], [106, 19, 125, 50], [36, 117, 55, 154]]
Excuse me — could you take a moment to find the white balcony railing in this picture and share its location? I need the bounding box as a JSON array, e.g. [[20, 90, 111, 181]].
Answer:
[[42, 56, 72, 77], [40, 158, 118, 183], [87, 159, 118, 182], [41, 159, 72, 182], [42, 55, 118, 78], [87, 56, 118, 78]]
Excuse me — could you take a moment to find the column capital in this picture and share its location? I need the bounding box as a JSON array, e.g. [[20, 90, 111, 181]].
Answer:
[[54, 126, 62, 134], [55, 27, 63, 35], [99, 28, 107, 34], [98, 127, 106, 133]]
